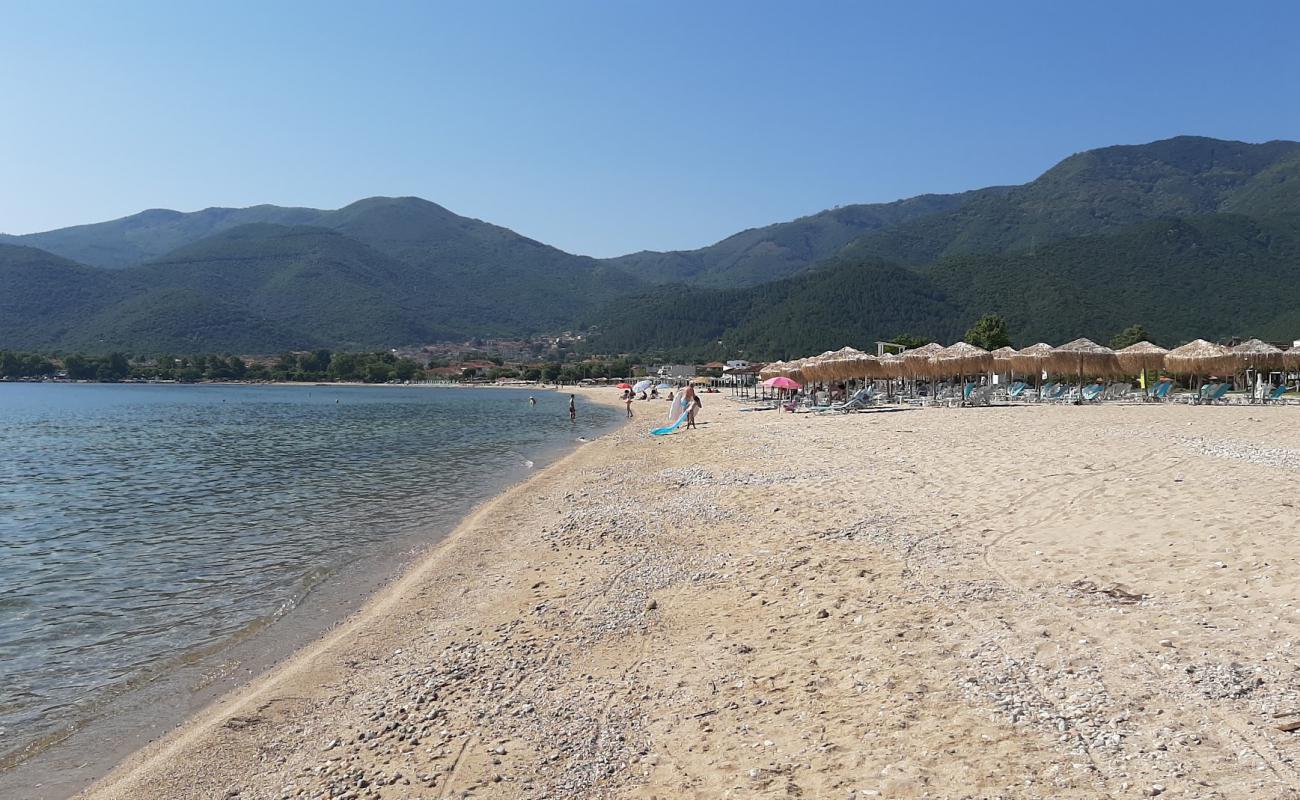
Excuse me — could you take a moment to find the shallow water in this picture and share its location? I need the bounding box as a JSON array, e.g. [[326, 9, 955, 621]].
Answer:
[[0, 383, 615, 771]]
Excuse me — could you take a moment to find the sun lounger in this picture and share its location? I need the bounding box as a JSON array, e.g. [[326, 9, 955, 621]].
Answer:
[[1043, 383, 1068, 402], [1264, 385, 1290, 403], [813, 385, 876, 413], [1147, 381, 1172, 401], [1205, 383, 1231, 404], [1182, 383, 1218, 405], [1006, 381, 1027, 399], [1104, 383, 1132, 401], [1080, 383, 1106, 402]]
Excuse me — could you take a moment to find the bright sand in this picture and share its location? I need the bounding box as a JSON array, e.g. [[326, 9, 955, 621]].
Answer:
[[75, 391, 1300, 798]]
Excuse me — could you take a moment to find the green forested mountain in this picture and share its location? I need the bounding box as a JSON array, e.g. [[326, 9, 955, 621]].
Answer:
[[606, 189, 1004, 287], [610, 136, 1300, 288], [839, 136, 1300, 267], [588, 212, 1300, 359], [0, 211, 645, 352], [4, 137, 1300, 356], [0, 205, 325, 269]]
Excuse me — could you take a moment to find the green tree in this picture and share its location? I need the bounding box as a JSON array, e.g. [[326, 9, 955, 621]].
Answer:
[[889, 333, 933, 350], [963, 314, 1011, 350], [328, 353, 362, 381], [64, 354, 96, 380], [1110, 324, 1149, 350], [393, 358, 420, 381], [365, 362, 395, 383]]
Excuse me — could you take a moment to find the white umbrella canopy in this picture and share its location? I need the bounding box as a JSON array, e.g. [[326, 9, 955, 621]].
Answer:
[[1165, 339, 1235, 376], [928, 341, 993, 378]]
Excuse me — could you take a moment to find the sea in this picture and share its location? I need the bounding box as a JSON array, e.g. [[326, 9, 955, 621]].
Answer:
[[0, 382, 618, 797]]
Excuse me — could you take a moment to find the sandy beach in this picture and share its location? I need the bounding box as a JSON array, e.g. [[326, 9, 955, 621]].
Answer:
[[71, 390, 1300, 799]]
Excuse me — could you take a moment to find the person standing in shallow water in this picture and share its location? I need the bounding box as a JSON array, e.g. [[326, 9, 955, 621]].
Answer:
[[568, 394, 577, 422]]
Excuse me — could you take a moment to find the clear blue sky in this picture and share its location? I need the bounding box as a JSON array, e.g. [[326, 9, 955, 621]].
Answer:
[[3, 0, 1298, 256]]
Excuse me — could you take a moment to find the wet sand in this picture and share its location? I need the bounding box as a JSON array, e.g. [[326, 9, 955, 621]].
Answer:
[[74, 392, 1300, 798]]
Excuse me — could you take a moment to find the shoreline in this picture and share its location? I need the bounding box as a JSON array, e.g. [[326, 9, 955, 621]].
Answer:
[[48, 395, 1300, 798], [0, 387, 627, 800]]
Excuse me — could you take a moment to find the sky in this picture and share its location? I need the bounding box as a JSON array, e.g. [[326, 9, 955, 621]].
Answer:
[[2, 1, 1299, 257]]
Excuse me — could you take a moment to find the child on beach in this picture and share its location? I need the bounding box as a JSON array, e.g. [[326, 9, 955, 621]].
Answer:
[[625, 393, 634, 418]]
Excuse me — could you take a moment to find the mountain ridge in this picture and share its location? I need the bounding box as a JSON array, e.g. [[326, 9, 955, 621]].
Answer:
[[4, 135, 1300, 355]]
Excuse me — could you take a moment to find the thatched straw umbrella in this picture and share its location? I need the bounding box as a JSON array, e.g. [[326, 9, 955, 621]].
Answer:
[[990, 346, 1018, 366], [1010, 342, 1053, 388], [1164, 340, 1235, 389], [876, 353, 905, 380], [827, 347, 879, 381], [799, 351, 838, 384], [990, 346, 1018, 381], [1115, 341, 1168, 375], [759, 361, 785, 380], [901, 342, 944, 374], [899, 342, 943, 396], [1285, 344, 1300, 370], [929, 341, 993, 383], [1049, 339, 1119, 398], [1232, 338, 1284, 371]]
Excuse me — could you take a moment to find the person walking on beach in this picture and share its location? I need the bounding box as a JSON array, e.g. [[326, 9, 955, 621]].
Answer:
[[682, 386, 702, 430], [568, 394, 577, 422], [624, 392, 634, 418]]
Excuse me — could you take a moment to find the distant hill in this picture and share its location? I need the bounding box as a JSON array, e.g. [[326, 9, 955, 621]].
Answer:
[[1, 203, 646, 352], [602, 136, 1300, 288], [838, 136, 1300, 267], [605, 189, 1005, 287], [0, 205, 325, 269], [5, 136, 1300, 355], [589, 213, 1300, 359]]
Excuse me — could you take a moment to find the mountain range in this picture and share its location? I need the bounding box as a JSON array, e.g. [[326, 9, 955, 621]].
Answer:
[[3, 135, 1299, 356]]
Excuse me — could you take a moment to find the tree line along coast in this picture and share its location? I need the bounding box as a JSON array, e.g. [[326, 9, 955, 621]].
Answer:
[[0, 316, 1161, 386]]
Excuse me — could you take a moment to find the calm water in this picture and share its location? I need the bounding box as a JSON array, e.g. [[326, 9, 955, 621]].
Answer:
[[0, 383, 616, 772]]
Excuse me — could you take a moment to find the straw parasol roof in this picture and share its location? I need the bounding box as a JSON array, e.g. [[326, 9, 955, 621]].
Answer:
[[876, 352, 905, 379], [759, 361, 785, 379], [825, 346, 879, 380], [929, 341, 993, 378], [1164, 339, 1235, 376], [901, 342, 944, 378], [1231, 338, 1284, 370], [1285, 344, 1300, 370], [1048, 338, 1119, 377], [1010, 342, 1054, 375], [1115, 341, 1168, 374], [799, 350, 839, 382], [990, 346, 1018, 369]]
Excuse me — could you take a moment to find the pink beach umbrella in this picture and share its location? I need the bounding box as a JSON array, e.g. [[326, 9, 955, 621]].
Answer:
[[762, 376, 801, 390]]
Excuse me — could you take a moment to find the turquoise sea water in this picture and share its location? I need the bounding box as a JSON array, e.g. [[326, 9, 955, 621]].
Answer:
[[0, 383, 616, 776]]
